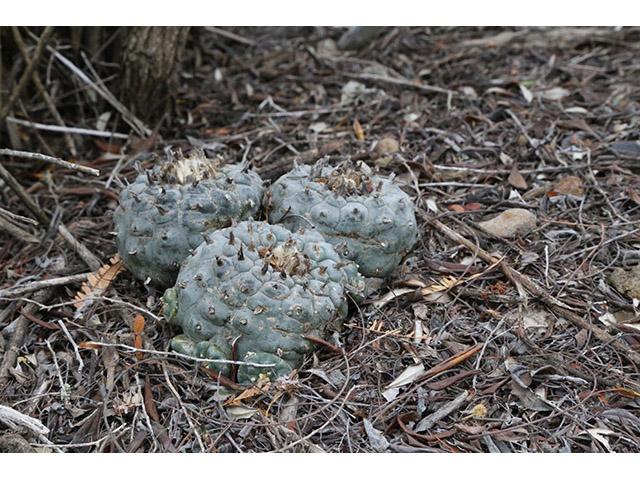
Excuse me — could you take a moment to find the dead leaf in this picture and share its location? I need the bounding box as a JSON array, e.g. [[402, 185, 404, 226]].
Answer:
[[557, 119, 598, 138], [144, 375, 160, 423], [224, 384, 270, 406], [539, 87, 569, 101], [225, 405, 258, 420], [628, 188, 640, 205], [586, 428, 615, 452], [519, 83, 533, 104], [547, 175, 584, 198], [363, 419, 390, 452], [509, 381, 552, 411], [448, 204, 465, 213], [464, 202, 483, 211], [508, 165, 528, 190], [113, 387, 143, 415], [353, 118, 365, 141], [615, 386, 640, 399], [499, 151, 514, 165], [133, 315, 145, 335], [384, 364, 425, 391]]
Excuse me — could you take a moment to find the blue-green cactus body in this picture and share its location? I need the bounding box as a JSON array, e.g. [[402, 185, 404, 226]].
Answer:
[[163, 220, 366, 383], [266, 161, 418, 278], [113, 151, 264, 287]]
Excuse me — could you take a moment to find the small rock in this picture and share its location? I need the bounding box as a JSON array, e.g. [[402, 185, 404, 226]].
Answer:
[[0, 433, 35, 453], [373, 136, 400, 166], [374, 136, 399, 156], [478, 208, 537, 238], [608, 264, 640, 299], [338, 27, 385, 51], [340, 80, 386, 106], [316, 38, 338, 58]]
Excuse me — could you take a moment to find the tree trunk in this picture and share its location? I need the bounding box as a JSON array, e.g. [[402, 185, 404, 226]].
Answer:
[[120, 27, 189, 123]]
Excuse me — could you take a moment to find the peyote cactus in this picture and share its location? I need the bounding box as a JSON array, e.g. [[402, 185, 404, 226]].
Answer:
[[113, 150, 264, 287], [266, 160, 418, 278], [162, 220, 366, 383]]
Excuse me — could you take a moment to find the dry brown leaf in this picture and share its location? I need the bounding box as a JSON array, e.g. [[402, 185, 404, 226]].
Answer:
[[223, 383, 270, 407], [371, 257, 503, 309], [548, 175, 584, 198], [508, 165, 528, 190], [73, 254, 124, 308], [464, 202, 483, 211], [353, 117, 365, 141], [133, 315, 145, 335], [615, 386, 640, 399]]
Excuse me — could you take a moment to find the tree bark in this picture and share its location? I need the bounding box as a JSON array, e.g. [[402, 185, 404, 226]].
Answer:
[[120, 27, 189, 123]]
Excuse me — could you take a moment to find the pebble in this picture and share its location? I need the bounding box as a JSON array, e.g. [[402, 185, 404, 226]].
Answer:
[[373, 136, 400, 166], [316, 38, 338, 58], [608, 264, 640, 299], [478, 208, 537, 238]]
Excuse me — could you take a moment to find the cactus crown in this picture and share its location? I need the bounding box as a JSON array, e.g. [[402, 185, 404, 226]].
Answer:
[[159, 149, 223, 185], [258, 238, 311, 277], [318, 160, 376, 197]]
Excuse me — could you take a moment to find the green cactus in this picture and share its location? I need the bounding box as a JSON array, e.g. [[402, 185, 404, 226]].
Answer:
[[163, 220, 366, 383], [113, 150, 264, 287], [266, 160, 418, 277]]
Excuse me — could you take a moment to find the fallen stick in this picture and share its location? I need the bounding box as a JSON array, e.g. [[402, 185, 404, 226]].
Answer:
[[0, 162, 49, 224], [0, 148, 99, 176], [344, 72, 453, 96], [204, 26, 256, 46], [58, 224, 102, 272], [0, 272, 90, 299], [0, 207, 38, 225], [415, 390, 469, 433], [417, 343, 484, 382], [5, 116, 129, 140], [0, 404, 50, 436], [49, 48, 151, 137], [0, 215, 40, 244]]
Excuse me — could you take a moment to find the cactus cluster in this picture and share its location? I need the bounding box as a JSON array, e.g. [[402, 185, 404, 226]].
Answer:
[[113, 150, 264, 287], [266, 160, 418, 277], [114, 149, 419, 383], [162, 221, 366, 383]]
